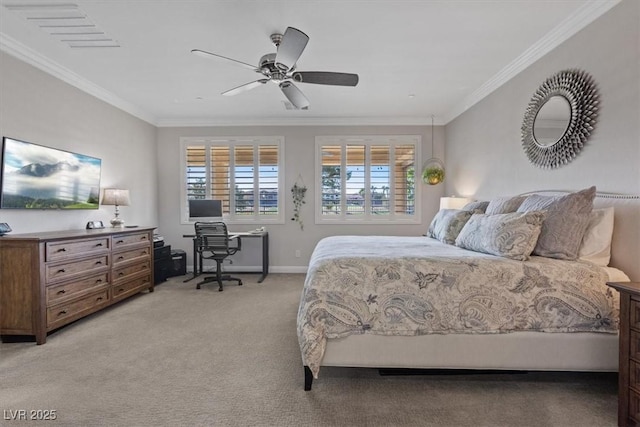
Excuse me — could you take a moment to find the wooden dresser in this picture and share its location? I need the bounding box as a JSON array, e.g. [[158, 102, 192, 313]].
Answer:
[[0, 227, 155, 344], [608, 281, 640, 427]]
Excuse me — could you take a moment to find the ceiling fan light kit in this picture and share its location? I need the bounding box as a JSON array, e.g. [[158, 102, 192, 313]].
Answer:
[[192, 27, 359, 110]]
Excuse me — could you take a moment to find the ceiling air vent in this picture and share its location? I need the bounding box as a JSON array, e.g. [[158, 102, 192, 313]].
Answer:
[[3, 3, 120, 48]]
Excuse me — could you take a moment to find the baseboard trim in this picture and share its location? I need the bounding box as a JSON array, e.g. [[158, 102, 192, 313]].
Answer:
[[188, 265, 308, 274]]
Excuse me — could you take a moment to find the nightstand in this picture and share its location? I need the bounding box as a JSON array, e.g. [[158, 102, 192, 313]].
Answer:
[[608, 281, 640, 427]]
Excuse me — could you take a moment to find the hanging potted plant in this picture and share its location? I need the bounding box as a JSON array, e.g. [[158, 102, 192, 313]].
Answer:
[[421, 115, 445, 185], [421, 160, 445, 185], [291, 179, 307, 230]]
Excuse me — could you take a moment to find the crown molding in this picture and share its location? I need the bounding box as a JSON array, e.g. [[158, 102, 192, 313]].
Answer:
[[0, 33, 157, 126], [442, 0, 621, 124], [155, 116, 443, 128]]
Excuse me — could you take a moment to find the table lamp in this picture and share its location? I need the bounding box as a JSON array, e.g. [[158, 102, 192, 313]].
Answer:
[[102, 188, 130, 227], [439, 196, 470, 210]]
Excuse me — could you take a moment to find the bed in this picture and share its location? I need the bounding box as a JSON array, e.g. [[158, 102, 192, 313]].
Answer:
[[297, 190, 639, 390]]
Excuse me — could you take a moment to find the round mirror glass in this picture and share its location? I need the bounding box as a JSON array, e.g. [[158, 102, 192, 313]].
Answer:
[[533, 96, 571, 146]]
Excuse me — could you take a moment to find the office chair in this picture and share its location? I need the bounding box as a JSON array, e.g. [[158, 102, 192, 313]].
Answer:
[[194, 221, 242, 291]]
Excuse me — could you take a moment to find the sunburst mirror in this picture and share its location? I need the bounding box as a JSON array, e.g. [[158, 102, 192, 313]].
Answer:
[[521, 69, 599, 169]]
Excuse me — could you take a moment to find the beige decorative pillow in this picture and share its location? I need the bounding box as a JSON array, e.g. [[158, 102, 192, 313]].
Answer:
[[455, 211, 546, 261], [517, 186, 596, 260], [485, 195, 527, 215], [427, 209, 475, 244]]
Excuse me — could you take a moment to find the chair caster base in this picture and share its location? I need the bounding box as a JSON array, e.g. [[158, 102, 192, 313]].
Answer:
[[195, 276, 242, 292]]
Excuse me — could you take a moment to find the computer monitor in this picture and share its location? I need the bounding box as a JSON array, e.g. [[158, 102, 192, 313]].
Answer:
[[188, 199, 223, 221]]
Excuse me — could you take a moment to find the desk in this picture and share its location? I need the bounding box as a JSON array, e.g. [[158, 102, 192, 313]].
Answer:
[[182, 231, 269, 283]]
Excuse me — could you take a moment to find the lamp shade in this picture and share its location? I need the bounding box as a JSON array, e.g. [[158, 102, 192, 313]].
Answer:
[[439, 196, 470, 210], [102, 189, 130, 206]]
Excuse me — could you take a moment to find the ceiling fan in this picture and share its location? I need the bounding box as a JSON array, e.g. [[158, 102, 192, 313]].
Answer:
[[191, 27, 359, 110]]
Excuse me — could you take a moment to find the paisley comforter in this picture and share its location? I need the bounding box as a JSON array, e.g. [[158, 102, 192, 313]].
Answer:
[[297, 236, 619, 378]]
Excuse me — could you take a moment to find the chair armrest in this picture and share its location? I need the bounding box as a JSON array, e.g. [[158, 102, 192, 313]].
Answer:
[[230, 235, 242, 251]]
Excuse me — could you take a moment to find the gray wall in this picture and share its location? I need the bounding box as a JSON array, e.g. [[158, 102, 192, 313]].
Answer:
[[445, 0, 640, 278], [156, 125, 446, 272], [0, 51, 159, 233]]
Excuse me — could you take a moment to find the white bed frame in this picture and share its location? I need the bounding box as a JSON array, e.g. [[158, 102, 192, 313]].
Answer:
[[304, 191, 640, 390]]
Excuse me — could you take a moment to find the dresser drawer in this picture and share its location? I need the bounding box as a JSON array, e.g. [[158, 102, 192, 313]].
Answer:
[[631, 389, 640, 424], [46, 237, 109, 262], [112, 275, 151, 301], [631, 299, 640, 330], [46, 273, 109, 305], [113, 260, 151, 282], [46, 255, 109, 284], [631, 330, 640, 362], [113, 232, 150, 249], [113, 246, 151, 265], [47, 290, 109, 329]]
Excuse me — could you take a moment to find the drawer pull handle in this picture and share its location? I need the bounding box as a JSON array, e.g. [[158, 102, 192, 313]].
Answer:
[[95, 260, 103, 265], [56, 248, 67, 253], [58, 310, 68, 316], [57, 268, 66, 273], [96, 279, 103, 283], [119, 272, 125, 276], [57, 289, 66, 295], [96, 296, 103, 301], [116, 240, 124, 244], [95, 243, 103, 247], [118, 256, 125, 260], [118, 288, 124, 292]]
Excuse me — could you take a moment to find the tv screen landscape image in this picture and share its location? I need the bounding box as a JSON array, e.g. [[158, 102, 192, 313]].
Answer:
[[1, 137, 102, 209]]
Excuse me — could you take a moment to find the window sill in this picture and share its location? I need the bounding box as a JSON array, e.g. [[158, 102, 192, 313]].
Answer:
[[315, 218, 421, 225]]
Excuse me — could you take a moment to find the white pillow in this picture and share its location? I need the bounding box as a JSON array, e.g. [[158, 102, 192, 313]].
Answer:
[[578, 207, 614, 266]]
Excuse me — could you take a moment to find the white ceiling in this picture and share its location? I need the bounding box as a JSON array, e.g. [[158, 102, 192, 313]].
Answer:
[[0, 0, 620, 127]]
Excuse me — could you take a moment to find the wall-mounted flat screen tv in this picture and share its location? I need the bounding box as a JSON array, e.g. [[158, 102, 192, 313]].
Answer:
[[1, 137, 102, 209]]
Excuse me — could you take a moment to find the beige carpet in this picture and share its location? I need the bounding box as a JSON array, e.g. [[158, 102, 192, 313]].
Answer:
[[0, 273, 617, 426]]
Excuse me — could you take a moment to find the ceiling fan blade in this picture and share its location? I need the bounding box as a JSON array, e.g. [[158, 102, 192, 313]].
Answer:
[[279, 81, 309, 110], [191, 49, 258, 72], [222, 79, 269, 96], [292, 71, 359, 86], [275, 27, 309, 72]]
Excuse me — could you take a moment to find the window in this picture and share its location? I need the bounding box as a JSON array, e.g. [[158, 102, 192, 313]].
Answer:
[[316, 136, 420, 223], [181, 137, 284, 223]]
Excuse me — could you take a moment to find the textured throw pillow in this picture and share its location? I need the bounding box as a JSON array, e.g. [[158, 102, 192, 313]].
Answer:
[[578, 207, 615, 266], [516, 186, 596, 260], [485, 195, 527, 215], [427, 209, 475, 244], [462, 200, 489, 213], [455, 211, 546, 261]]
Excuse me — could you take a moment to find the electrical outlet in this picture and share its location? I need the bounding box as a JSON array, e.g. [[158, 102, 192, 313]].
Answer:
[[295, 249, 301, 258]]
